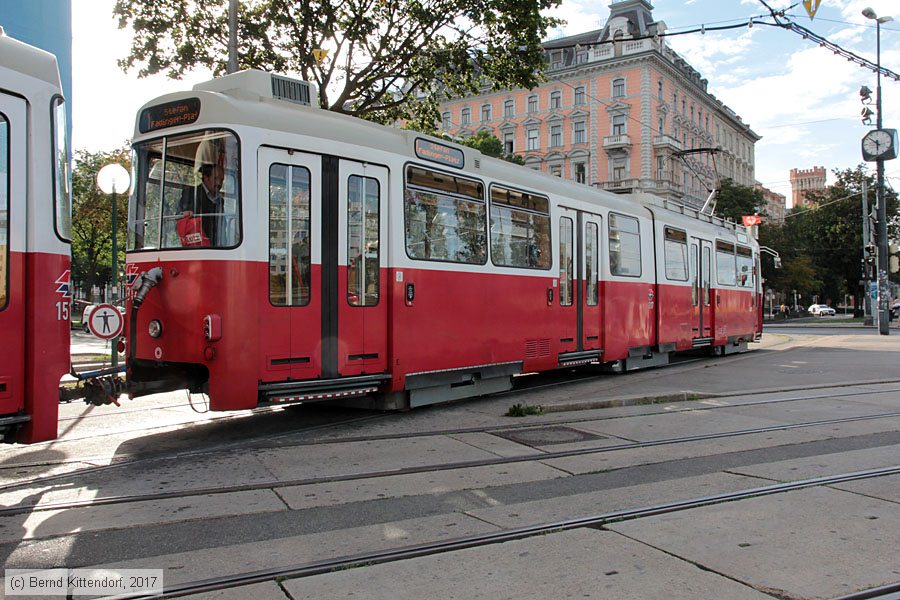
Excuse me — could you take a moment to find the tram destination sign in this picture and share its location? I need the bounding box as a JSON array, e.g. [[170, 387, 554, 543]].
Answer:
[[415, 138, 465, 169], [139, 98, 201, 133]]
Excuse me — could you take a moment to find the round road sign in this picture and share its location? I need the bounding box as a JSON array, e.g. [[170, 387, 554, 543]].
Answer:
[[88, 303, 125, 340]]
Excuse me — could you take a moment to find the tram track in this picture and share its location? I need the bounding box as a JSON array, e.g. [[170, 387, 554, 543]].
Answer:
[[2, 409, 899, 518], [2, 382, 898, 494], [105, 464, 900, 600]]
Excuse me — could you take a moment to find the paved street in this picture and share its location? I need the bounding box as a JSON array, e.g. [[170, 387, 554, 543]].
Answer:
[[0, 325, 898, 599]]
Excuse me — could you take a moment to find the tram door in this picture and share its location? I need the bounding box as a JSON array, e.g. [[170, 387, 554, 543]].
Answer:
[[558, 207, 603, 355], [0, 93, 26, 415], [690, 238, 713, 339], [336, 160, 388, 377], [260, 148, 388, 381]]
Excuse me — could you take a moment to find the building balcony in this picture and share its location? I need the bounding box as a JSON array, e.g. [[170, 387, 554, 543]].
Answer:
[[653, 135, 683, 151], [596, 178, 640, 193], [603, 134, 631, 150]]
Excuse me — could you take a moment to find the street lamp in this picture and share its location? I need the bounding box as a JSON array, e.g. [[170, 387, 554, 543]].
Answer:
[[97, 163, 131, 367], [862, 7, 895, 335]]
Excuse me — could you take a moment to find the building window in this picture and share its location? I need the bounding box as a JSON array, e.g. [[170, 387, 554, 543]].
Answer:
[[504, 99, 514, 118], [658, 80, 663, 100], [551, 51, 562, 69], [481, 104, 492, 123], [503, 132, 514, 154], [527, 95, 538, 113], [682, 99, 686, 114], [441, 112, 451, 129], [574, 162, 586, 184], [612, 78, 625, 98], [574, 86, 586, 105], [658, 117, 663, 134], [690, 105, 694, 123], [612, 164, 626, 181], [550, 90, 561, 109], [550, 124, 562, 147], [575, 51, 587, 64], [705, 115, 710, 131], [550, 165, 562, 177], [461, 107, 470, 125], [573, 121, 586, 144], [612, 114, 626, 136], [527, 128, 539, 150], [656, 155, 666, 178]]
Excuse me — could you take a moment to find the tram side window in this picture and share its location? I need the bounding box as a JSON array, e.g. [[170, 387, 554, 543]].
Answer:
[[664, 226, 688, 281], [489, 185, 551, 269], [559, 216, 574, 306], [128, 129, 240, 250], [608, 213, 641, 277], [52, 97, 72, 241], [716, 240, 736, 286], [586, 221, 599, 305], [0, 114, 7, 310], [736, 246, 753, 288], [269, 164, 311, 306], [404, 166, 486, 264], [347, 175, 379, 307]]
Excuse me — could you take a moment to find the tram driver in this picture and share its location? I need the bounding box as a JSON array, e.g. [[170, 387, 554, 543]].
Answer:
[[179, 162, 226, 247]]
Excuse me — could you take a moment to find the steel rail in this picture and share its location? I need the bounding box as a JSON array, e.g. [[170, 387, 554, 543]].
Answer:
[[3, 409, 899, 518], [103, 465, 900, 600]]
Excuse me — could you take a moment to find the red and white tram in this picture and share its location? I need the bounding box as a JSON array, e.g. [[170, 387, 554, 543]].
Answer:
[[0, 29, 72, 442], [124, 70, 762, 412]]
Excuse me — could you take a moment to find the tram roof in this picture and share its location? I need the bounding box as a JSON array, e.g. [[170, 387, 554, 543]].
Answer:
[[0, 29, 61, 88], [135, 69, 748, 240]]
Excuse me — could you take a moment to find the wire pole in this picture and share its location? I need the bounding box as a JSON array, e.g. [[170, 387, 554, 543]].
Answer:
[[874, 17, 890, 335], [227, 0, 238, 74]]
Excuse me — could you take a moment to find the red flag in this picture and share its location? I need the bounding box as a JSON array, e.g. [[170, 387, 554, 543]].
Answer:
[[742, 215, 762, 227]]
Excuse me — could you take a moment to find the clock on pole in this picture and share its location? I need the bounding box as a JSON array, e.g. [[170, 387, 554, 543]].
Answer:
[[861, 128, 898, 161]]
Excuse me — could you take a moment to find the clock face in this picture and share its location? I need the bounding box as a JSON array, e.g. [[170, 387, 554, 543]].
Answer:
[[862, 129, 897, 161], [863, 130, 892, 155]]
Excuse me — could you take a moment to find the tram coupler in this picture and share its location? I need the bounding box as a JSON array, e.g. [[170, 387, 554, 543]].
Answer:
[[60, 365, 127, 407]]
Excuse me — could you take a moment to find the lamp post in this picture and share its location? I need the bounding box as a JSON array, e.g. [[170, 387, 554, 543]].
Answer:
[[97, 163, 131, 367], [863, 7, 894, 335]]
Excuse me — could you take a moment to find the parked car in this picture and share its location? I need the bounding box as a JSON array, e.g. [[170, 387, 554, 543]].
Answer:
[[808, 304, 835, 316]]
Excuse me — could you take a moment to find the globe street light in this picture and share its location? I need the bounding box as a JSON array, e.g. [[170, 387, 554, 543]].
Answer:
[[97, 163, 131, 366], [862, 7, 894, 335]]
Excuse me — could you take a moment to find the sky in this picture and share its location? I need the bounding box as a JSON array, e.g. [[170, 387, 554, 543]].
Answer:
[[72, 0, 900, 206]]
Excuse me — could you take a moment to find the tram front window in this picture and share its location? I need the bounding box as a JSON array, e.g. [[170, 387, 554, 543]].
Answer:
[[128, 129, 240, 250]]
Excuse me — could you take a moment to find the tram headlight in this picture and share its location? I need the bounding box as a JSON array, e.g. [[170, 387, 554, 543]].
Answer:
[[148, 319, 163, 338]]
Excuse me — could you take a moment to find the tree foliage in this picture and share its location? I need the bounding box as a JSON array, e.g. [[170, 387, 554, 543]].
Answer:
[[715, 178, 764, 223], [72, 147, 131, 299], [453, 129, 525, 165], [113, 0, 562, 127], [758, 165, 898, 308]]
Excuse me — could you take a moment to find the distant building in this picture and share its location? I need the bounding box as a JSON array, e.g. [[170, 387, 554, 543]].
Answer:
[[437, 0, 759, 209], [755, 182, 786, 224], [789, 166, 827, 209]]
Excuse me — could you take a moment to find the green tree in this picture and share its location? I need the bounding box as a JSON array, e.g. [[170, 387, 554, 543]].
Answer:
[[758, 165, 898, 308], [114, 0, 561, 127], [453, 130, 525, 165], [715, 178, 764, 223], [72, 147, 131, 300]]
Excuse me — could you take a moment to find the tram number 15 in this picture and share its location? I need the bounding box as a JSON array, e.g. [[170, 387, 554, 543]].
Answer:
[[56, 301, 70, 321]]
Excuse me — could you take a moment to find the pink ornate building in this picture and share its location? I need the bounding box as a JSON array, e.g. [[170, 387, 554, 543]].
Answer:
[[438, 0, 759, 209], [755, 182, 786, 224]]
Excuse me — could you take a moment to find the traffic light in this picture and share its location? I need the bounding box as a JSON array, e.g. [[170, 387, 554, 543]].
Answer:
[[864, 243, 877, 278]]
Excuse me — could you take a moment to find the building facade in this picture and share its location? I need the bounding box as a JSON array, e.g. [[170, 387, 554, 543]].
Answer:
[[789, 166, 827, 209], [755, 182, 786, 224], [438, 0, 759, 210]]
